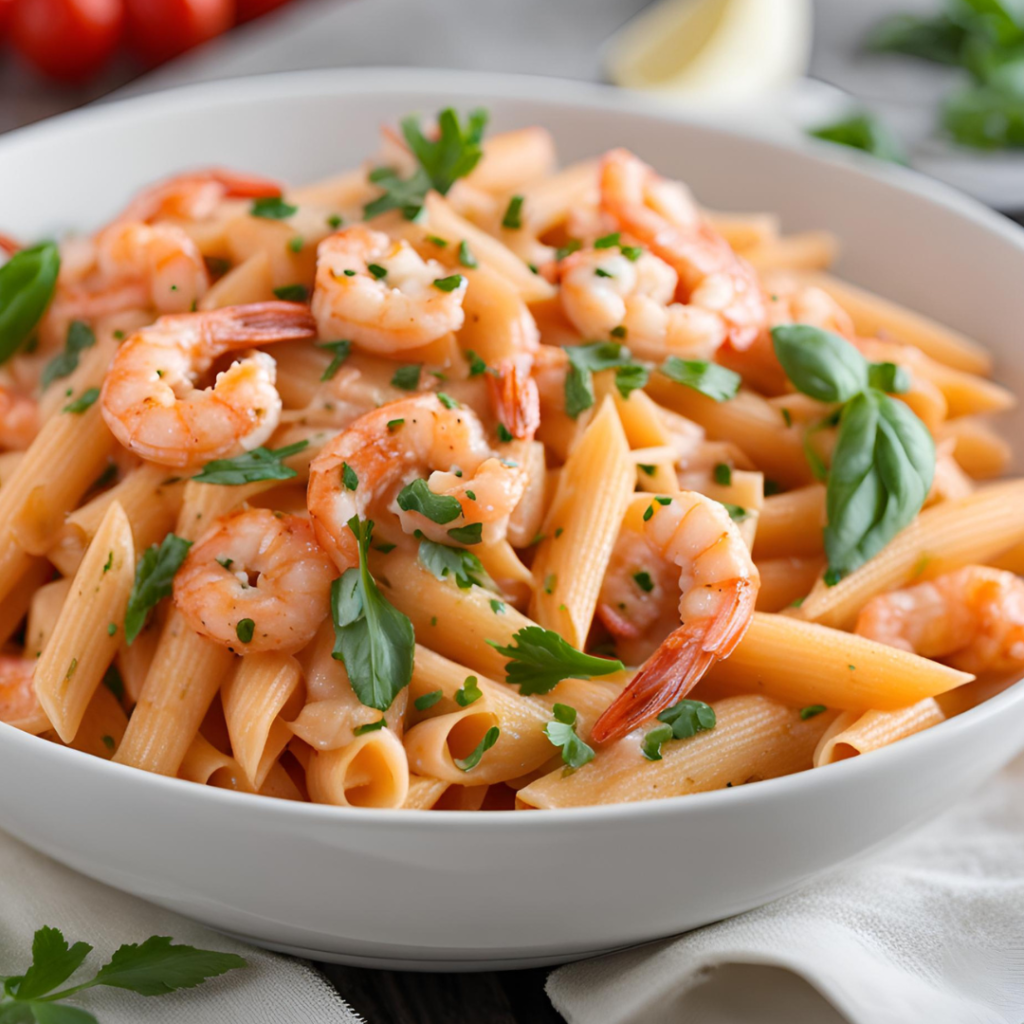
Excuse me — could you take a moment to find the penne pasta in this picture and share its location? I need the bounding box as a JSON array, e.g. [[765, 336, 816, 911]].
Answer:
[[813, 698, 946, 766], [306, 729, 410, 808], [33, 501, 134, 743], [517, 695, 836, 808]]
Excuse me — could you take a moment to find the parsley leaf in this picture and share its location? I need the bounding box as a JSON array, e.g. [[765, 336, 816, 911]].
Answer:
[[41, 320, 95, 391], [363, 165, 432, 220], [800, 704, 827, 720], [642, 698, 716, 760], [455, 675, 483, 706], [415, 689, 443, 711], [544, 703, 595, 769], [502, 195, 524, 229], [809, 113, 907, 163], [563, 342, 635, 418], [397, 479, 462, 524], [659, 357, 741, 402], [124, 535, 191, 644], [12, 927, 93, 1002], [447, 523, 483, 545], [330, 517, 415, 711], [418, 538, 497, 591], [458, 240, 478, 268], [391, 363, 421, 390], [487, 626, 624, 696], [455, 725, 499, 771], [89, 936, 245, 995], [251, 196, 296, 220], [192, 440, 307, 486], [614, 362, 649, 399], [402, 107, 488, 195], [62, 388, 99, 414], [318, 339, 352, 381]]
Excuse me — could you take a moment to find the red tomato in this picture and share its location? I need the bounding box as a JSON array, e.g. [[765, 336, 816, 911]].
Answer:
[[0, 0, 14, 40], [10, 0, 123, 83], [236, 0, 291, 21], [124, 0, 233, 67]]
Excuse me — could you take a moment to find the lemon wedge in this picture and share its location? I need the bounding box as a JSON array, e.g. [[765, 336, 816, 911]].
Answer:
[[606, 0, 813, 102]]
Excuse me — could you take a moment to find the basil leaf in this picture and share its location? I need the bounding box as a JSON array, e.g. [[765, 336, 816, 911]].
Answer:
[[659, 357, 740, 402], [124, 534, 192, 644], [824, 389, 934, 580], [865, 13, 968, 65], [771, 325, 869, 403], [867, 361, 911, 394], [330, 517, 415, 711], [0, 242, 60, 363], [808, 113, 907, 163]]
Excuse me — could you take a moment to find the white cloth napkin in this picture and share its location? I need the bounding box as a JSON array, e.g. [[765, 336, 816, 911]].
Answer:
[[547, 752, 1024, 1024], [0, 830, 361, 1023]]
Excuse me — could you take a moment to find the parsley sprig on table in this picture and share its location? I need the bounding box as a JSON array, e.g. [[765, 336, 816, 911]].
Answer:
[[0, 925, 245, 1023], [363, 107, 488, 220]]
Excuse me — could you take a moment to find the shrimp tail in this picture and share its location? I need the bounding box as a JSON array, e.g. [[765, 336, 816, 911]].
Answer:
[[206, 168, 283, 200], [205, 302, 318, 345], [591, 577, 756, 743], [0, 233, 21, 256], [487, 358, 540, 440]]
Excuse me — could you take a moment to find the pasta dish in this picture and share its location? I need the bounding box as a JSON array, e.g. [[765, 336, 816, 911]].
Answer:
[[0, 108, 1019, 811]]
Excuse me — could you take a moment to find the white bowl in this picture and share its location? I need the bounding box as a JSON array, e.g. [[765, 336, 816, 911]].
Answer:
[[2, 68, 1024, 972]]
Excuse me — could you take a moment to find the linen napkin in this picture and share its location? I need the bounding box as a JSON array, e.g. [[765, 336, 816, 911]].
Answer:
[[0, 829, 361, 1023], [547, 752, 1024, 1024]]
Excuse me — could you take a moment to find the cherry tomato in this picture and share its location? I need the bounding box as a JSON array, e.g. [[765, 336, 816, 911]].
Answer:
[[236, 0, 291, 21], [124, 0, 232, 67], [0, 0, 15, 40], [10, 0, 124, 83]]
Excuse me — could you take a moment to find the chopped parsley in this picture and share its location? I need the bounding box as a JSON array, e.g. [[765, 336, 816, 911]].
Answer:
[[433, 274, 464, 292], [192, 440, 307, 486], [418, 538, 497, 591], [42, 319, 95, 391], [397, 479, 462, 523], [415, 690, 444, 711], [318, 339, 352, 381], [455, 725, 500, 772], [251, 196, 297, 220], [800, 704, 827, 720], [391, 363, 421, 390], [455, 675, 483, 706], [63, 387, 99, 414], [342, 462, 359, 491], [502, 195, 524, 230], [458, 239, 478, 268], [488, 626, 624, 696], [642, 698, 716, 760], [235, 619, 255, 644], [124, 534, 193, 644], [273, 284, 307, 302], [544, 703, 595, 770]]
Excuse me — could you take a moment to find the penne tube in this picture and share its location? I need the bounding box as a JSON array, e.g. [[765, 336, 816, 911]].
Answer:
[[33, 501, 134, 743], [288, 167, 376, 212], [198, 250, 274, 310], [433, 784, 490, 811], [423, 193, 555, 302], [50, 464, 186, 576], [404, 646, 620, 785], [0, 559, 53, 648], [115, 619, 160, 706], [518, 160, 598, 237], [402, 775, 452, 810], [703, 210, 780, 251], [813, 698, 946, 766], [179, 733, 255, 791], [306, 729, 410, 808], [937, 416, 1012, 480], [517, 695, 836, 808], [258, 760, 305, 801], [745, 231, 837, 272], [701, 612, 973, 711], [753, 484, 825, 560], [25, 577, 73, 658], [529, 397, 634, 647], [799, 480, 1024, 630], [223, 653, 303, 789], [790, 271, 992, 376], [465, 127, 557, 194], [645, 376, 812, 488], [69, 684, 129, 760], [754, 556, 825, 612]]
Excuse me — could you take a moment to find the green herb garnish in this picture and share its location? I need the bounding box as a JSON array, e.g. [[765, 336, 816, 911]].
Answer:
[[124, 534, 193, 644], [487, 626, 624, 696], [192, 440, 307, 486]]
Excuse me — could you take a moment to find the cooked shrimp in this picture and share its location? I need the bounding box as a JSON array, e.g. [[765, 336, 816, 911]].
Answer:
[[599, 149, 767, 351], [308, 393, 528, 570], [174, 508, 335, 654], [558, 246, 727, 360], [101, 301, 317, 468], [0, 233, 20, 257], [487, 357, 540, 440], [47, 222, 209, 334], [855, 566, 1024, 674], [0, 655, 40, 725], [312, 226, 467, 354], [0, 387, 38, 450], [591, 492, 760, 742], [115, 168, 284, 225]]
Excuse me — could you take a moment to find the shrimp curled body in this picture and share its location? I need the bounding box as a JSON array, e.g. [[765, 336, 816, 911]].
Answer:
[[855, 565, 1024, 675], [592, 492, 760, 742], [308, 393, 528, 571], [100, 302, 316, 468], [173, 508, 335, 654], [312, 226, 467, 354]]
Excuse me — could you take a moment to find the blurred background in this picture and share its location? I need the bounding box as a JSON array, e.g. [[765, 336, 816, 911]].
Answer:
[[3, 0, 1024, 211]]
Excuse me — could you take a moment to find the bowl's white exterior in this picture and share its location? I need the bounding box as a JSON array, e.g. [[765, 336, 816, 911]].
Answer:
[[1, 69, 1024, 971]]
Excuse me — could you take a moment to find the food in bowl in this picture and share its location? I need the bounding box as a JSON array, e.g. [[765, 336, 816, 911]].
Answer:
[[0, 107, 1020, 812]]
